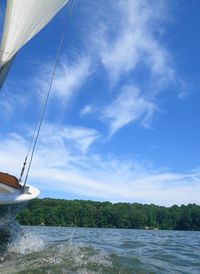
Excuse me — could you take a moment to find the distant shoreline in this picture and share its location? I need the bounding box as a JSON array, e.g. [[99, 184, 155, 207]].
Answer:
[[17, 198, 200, 231]]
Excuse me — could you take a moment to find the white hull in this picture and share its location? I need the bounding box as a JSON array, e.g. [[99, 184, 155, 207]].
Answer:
[[0, 184, 39, 235], [0, 184, 40, 205]]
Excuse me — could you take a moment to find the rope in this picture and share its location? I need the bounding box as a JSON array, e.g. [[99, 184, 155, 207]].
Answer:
[[19, 121, 38, 182], [21, 0, 75, 191]]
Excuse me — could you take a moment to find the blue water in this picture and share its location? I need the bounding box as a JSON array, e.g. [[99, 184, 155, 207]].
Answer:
[[0, 226, 200, 273]]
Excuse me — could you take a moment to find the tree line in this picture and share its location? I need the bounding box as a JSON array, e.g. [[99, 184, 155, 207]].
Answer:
[[17, 198, 200, 230]]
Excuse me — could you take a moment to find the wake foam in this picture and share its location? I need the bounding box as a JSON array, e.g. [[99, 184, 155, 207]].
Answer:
[[7, 230, 45, 255], [1, 230, 115, 274]]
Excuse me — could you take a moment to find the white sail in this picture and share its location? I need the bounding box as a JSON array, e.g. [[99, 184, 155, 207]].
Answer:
[[0, 0, 69, 72]]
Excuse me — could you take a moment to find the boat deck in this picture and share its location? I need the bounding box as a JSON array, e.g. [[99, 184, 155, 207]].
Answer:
[[0, 172, 22, 191]]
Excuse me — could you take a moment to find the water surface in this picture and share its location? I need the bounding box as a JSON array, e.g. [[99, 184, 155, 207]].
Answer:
[[0, 226, 199, 273]]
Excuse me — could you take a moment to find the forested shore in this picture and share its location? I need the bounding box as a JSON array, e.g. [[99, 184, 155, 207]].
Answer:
[[17, 198, 200, 230]]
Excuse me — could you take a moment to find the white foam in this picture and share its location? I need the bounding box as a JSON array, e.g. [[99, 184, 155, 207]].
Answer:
[[7, 232, 45, 255]]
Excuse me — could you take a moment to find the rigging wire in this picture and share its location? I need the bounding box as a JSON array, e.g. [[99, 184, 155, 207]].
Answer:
[[21, 0, 75, 191]]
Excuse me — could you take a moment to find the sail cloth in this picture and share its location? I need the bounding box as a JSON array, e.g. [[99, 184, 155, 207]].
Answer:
[[0, 0, 69, 87]]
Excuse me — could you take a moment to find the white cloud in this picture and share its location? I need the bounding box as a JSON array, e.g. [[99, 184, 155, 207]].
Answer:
[[0, 0, 195, 207], [34, 122, 100, 154], [34, 55, 92, 105], [0, 84, 36, 122], [101, 85, 156, 136], [78, 0, 175, 136], [0, 128, 200, 206], [177, 79, 190, 100], [0, 97, 13, 120], [0, 133, 28, 174], [80, 105, 96, 116], [52, 56, 92, 101], [92, 0, 175, 86]]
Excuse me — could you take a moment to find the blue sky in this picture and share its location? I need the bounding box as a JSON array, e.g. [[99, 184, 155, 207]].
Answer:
[[0, 0, 200, 205]]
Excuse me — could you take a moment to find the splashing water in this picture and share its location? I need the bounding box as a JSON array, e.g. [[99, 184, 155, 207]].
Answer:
[[0, 216, 21, 254], [1, 226, 200, 274], [0, 227, 115, 274], [7, 231, 45, 255], [0, 202, 27, 245]]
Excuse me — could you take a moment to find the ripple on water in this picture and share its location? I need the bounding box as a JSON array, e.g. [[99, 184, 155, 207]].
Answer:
[[2, 243, 119, 274], [0, 227, 200, 274]]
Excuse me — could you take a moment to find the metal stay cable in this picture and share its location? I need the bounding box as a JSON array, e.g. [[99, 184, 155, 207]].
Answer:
[[21, 0, 75, 191]]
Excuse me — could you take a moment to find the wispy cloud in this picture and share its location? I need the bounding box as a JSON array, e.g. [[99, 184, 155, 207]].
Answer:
[[34, 55, 92, 104], [80, 105, 96, 116], [0, 0, 195, 207], [92, 0, 174, 87], [52, 56, 92, 100], [77, 0, 176, 135], [38, 123, 100, 154], [0, 129, 200, 206], [101, 85, 156, 136]]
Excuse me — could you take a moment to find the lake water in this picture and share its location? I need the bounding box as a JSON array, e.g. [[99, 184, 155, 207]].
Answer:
[[0, 225, 200, 273]]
